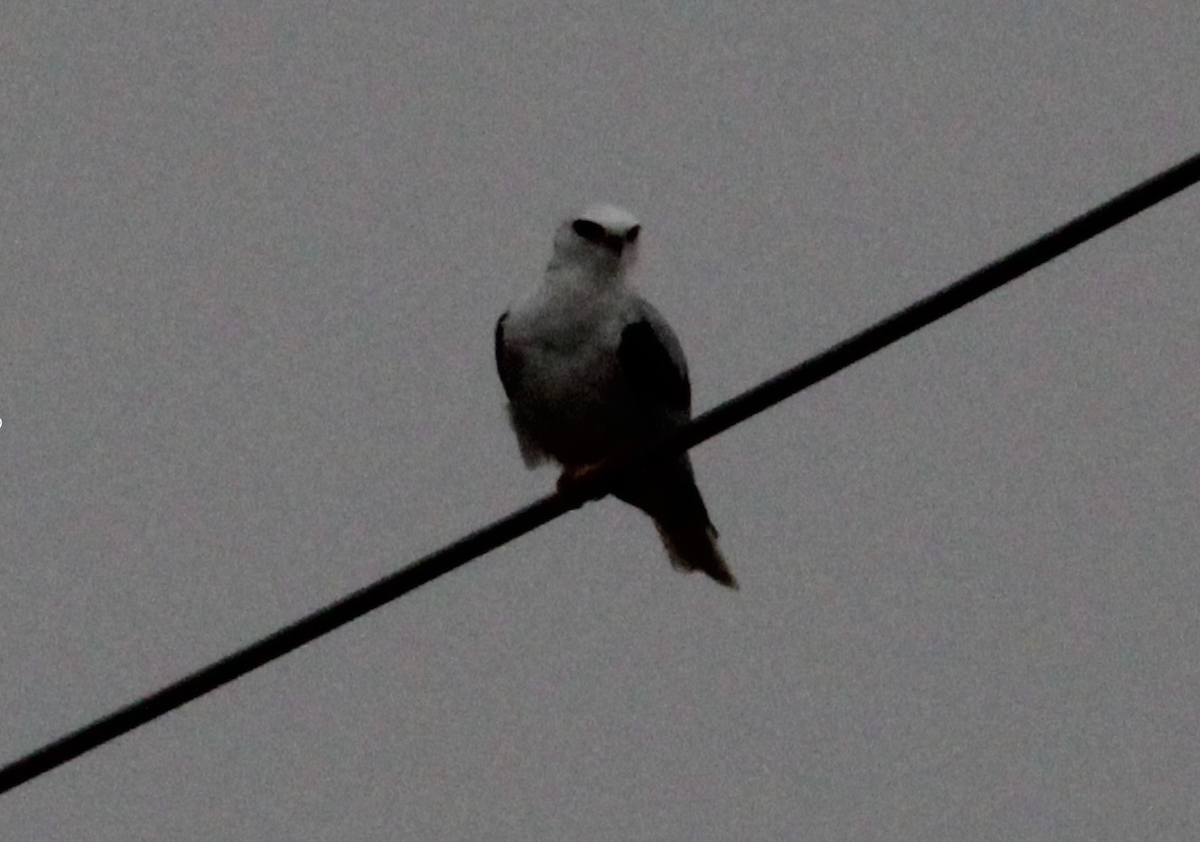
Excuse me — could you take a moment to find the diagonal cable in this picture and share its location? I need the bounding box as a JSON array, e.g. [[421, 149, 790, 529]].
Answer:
[[3, 150, 1198, 796]]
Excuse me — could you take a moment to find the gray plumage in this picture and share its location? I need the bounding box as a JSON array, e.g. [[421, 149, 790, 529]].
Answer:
[[495, 204, 737, 588]]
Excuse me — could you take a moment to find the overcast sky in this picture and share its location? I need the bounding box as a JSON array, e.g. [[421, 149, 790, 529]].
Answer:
[[3, 2, 1199, 839]]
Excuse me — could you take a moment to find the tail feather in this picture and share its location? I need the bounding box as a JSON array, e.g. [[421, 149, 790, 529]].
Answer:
[[654, 520, 739, 589], [612, 456, 738, 589]]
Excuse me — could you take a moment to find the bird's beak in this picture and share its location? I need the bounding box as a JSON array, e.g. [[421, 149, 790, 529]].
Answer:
[[603, 234, 626, 254]]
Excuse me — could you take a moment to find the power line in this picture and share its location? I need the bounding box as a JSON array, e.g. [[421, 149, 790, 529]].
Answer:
[[3, 151, 1199, 796]]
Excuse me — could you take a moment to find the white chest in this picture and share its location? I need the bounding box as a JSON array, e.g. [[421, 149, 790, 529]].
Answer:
[[505, 284, 636, 410]]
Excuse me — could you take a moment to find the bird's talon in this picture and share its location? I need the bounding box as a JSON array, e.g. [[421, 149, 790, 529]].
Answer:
[[557, 464, 606, 504]]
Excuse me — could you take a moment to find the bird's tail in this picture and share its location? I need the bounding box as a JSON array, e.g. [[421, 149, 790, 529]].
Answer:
[[654, 519, 739, 590], [614, 455, 738, 590]]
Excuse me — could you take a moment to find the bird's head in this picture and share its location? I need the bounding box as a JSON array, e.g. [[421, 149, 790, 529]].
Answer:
[[550, 204, 642, 281]]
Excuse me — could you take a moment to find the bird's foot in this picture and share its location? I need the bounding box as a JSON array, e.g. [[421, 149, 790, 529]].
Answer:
[[556, 463, 608, 507]]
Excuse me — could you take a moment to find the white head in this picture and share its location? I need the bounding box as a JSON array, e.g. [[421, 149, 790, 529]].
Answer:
[[549, 204, 642, 282]]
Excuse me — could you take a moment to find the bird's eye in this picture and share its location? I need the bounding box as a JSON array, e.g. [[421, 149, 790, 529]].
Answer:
[[625, 225, 641, 244], [572, 219, 607, 243]]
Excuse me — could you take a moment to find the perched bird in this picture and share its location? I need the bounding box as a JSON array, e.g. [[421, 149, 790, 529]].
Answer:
[[494, 204, 737, 588]]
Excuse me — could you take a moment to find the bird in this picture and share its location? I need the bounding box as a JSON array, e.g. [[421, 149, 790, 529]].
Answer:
[[494, 204, 737, 589]]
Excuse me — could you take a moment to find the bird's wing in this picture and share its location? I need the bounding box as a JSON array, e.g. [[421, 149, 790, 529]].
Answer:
[[494, 312, 520, 399], [494, 311, 548, 467], [613, 301, 737, 587], [616, 301, 691, 414]]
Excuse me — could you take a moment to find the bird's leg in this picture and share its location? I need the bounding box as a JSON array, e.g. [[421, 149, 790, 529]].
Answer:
[[556, 463, 608, 507]]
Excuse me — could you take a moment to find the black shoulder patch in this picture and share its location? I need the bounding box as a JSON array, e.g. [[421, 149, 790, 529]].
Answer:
[[618, 319, 690, 412], [494, 313, 520, 399]]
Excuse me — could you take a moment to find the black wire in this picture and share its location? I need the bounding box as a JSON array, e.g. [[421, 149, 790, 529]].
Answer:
[[3, 151, 1198, 796]]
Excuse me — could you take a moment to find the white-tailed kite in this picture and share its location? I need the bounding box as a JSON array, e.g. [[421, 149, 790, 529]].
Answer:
[[494, 204, 737, 589]]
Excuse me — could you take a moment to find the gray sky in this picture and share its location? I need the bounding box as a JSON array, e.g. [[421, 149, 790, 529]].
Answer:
[[3, 2, 1199, 839]]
